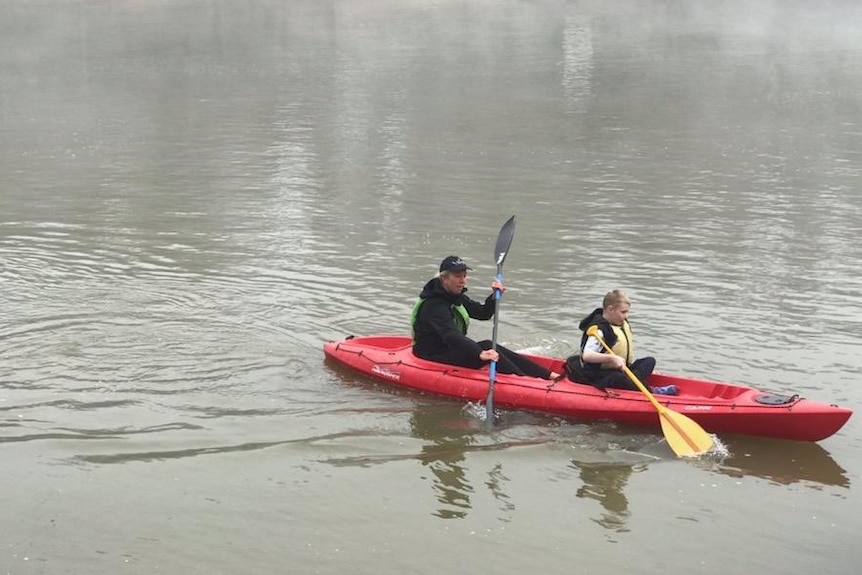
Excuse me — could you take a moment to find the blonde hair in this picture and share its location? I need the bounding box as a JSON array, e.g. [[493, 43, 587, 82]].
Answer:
[[602, 289, 630, 310]]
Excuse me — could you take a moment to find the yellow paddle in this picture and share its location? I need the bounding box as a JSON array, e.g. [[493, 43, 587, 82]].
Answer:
[[586, 326, 714, 457]]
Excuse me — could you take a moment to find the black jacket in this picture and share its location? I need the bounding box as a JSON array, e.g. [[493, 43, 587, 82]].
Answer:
[[577, 307, 619, 351], [412, 277, 496, 368]]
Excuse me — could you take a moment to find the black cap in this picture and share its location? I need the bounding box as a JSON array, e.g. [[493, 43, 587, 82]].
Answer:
[[439, 255, 473, 272]]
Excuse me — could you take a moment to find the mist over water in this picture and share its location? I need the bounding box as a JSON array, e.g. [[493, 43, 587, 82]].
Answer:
[[1, 1, 860, 574]]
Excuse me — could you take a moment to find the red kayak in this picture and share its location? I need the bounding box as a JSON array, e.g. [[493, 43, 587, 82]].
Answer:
[[323, 335, 852, 442]]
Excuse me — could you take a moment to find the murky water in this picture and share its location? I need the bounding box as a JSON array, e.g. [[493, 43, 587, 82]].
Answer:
[[2, 1, 861, 573]]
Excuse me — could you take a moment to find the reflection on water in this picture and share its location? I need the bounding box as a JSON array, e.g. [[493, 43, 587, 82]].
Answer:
[[485, 462, 517, 522], [711, 437, 850, 489], [573, 461, 634, 532], [410, 406, 475, 519], [328, 359, 853, 530], [328, 363, 853, 527], [565, 434, 851, 535], [563, 437, 660, 536], [408, 404, 546, 521], [408, 405, 524, 521], [316, 393, 528, 521]]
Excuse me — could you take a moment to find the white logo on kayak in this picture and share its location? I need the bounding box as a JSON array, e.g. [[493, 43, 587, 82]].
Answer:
[[372, 365, 401, 382], [685, 405, 714, 411]]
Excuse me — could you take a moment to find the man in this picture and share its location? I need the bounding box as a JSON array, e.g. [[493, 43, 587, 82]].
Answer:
[[411, 255, 557, 379]]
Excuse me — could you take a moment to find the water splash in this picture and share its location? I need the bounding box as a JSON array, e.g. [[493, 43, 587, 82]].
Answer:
[[683, 433, 730, 461], [462, 401, 493, 423]]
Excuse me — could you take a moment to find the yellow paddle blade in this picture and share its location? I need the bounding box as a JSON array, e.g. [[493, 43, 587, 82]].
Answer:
[[585, 324, 715, 457], [658, 408, 714, 457]]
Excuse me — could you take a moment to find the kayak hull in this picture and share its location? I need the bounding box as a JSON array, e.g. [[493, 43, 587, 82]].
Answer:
[[323, 335, 852, 442]]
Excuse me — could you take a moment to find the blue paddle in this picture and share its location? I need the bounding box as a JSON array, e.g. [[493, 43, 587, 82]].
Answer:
[[485, 215, 516, 423]]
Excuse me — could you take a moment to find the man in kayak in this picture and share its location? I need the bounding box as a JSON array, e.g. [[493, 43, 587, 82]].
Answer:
[[411, 255, 558, 379], [573, 289, 676, 395]]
